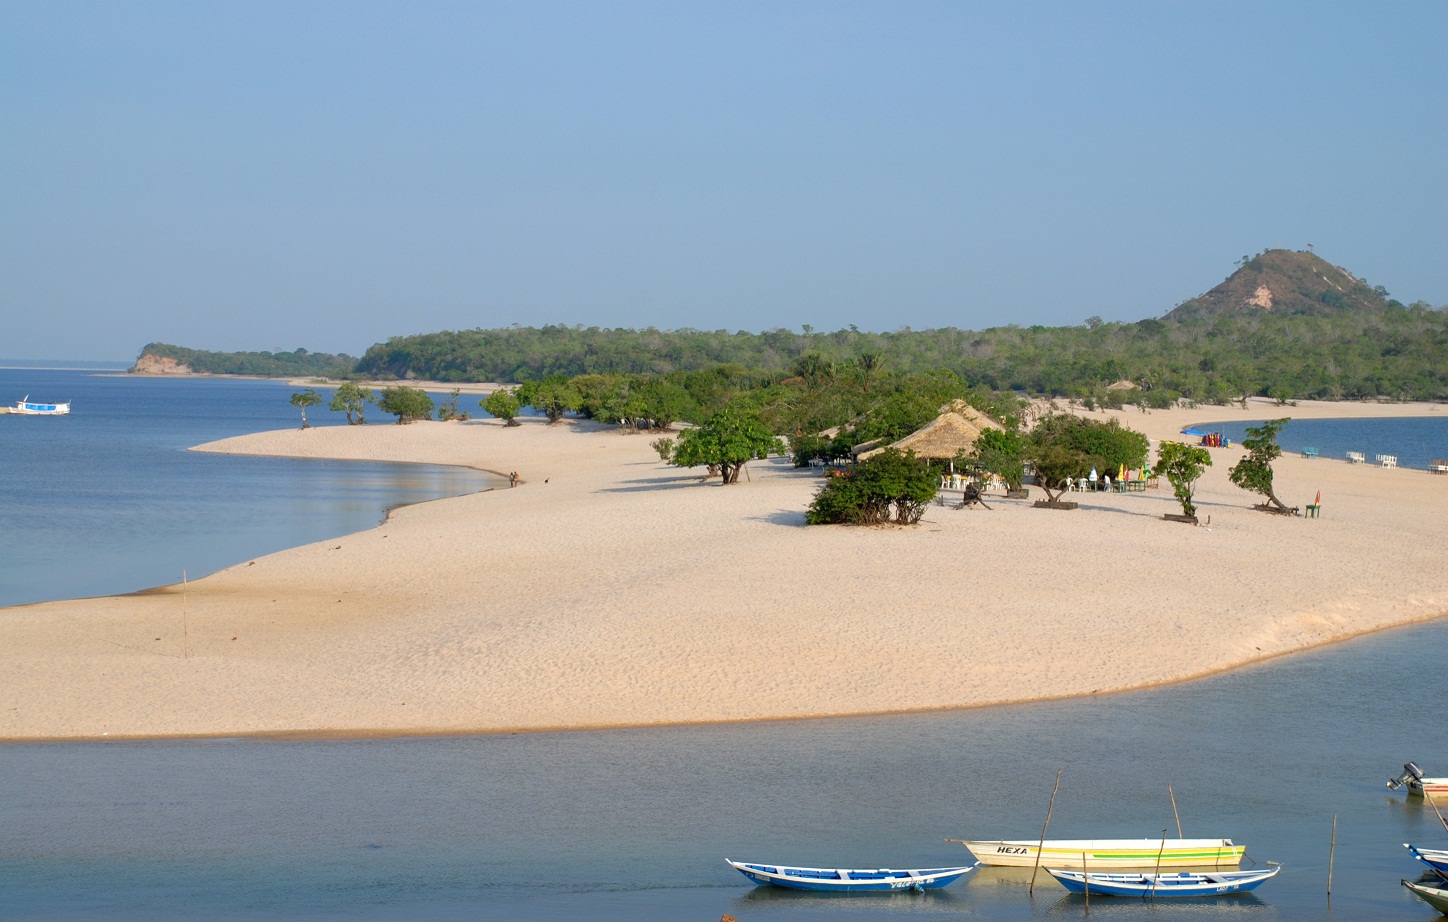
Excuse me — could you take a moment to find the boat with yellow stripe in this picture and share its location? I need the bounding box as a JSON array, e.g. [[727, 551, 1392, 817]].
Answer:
[[949, 838, 1244, 869]]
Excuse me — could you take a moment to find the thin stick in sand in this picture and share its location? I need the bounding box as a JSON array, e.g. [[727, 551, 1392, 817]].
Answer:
[[1029, 767, 1063, 895]]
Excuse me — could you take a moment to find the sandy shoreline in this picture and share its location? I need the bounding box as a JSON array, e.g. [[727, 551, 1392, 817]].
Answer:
[[3, 397, 1445, 741]]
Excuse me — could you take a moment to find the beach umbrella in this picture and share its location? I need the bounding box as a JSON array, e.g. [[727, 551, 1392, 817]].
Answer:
[[1315, 490, 1322, 505], [1089, 467, 1098, 481]]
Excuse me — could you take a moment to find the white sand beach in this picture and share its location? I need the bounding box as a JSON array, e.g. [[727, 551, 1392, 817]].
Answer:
[[2, 398, 1445, 740]]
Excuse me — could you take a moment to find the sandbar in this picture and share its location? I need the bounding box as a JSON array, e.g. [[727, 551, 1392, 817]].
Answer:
[[2, 397, 1445, 740]]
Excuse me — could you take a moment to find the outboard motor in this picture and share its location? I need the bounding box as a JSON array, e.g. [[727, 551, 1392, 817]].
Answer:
[[1388, 762, 1424, 790]]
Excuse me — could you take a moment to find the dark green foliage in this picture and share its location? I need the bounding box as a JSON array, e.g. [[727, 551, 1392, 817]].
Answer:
[[970, 427, 1027, 492], [327, 382, 375, 425], [482, 388, 521, 426], [516, 375, 581, 424], [1229, 417, 1292, 512], [289, 388, 322, 428], [1026, 414, 1149, 504], [805, 449, 939, 526], [571, 374, 698, 431], [670, 408, 784, 485], [345, 301, 1448, 402], [377, 386, 434, 424], [138, 343, 355, 378], [1153, 440, 1212, 519]]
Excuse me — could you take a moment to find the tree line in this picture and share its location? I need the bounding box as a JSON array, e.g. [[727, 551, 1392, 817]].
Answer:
[[139, 299, 1448, 404], [346, 304, 1448, 403]]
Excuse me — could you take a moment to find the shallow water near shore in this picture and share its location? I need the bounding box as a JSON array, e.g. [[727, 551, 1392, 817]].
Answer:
[[1190, 415, 1448, 471], [0, 368, 501, 607], [4, 617, 1445, 921]]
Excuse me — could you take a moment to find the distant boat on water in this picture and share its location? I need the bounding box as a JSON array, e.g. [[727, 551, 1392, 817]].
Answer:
[[1387, 762, 1448, 798], [6, 395, 71, 415], [950, 837, 1244, 869], [725, 858, 976, 892], [1046, 864, 1280, 898]]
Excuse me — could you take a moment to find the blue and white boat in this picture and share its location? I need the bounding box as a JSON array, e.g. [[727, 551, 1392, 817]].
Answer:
[[1045, 864, 1280, 898], [1406, 843, 1448, 881], [726, 858, 976, 892], [9, 395, 71, 415]]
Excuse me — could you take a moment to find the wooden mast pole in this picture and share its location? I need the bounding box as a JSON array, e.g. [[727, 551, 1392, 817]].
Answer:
[[1169, 783, 1182, 838], [1029, 767, 1063, 895], [1327, 814, 1337, 895]]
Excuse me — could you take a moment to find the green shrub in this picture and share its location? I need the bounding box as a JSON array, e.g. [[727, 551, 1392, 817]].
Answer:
[[806, 449, 939, 526]]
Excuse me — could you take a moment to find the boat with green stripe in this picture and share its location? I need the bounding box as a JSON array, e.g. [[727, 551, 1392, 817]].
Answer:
[[949, 838, 1245, 869]]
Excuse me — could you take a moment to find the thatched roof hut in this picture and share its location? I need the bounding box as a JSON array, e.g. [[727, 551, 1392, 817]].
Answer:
[[855, 403, 1003, 462]]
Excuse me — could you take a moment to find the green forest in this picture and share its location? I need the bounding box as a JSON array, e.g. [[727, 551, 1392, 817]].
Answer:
[[136, 250, 1448, 405], [138, 343, 357, 378]]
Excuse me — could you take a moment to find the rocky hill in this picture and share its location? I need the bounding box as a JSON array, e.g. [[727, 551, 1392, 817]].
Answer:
[[1166, 249, 1402, 320], [131, 343, 357, 378]]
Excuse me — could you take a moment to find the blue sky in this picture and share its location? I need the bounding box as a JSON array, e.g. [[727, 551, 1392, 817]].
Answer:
[[3, 1, 1444, 361]]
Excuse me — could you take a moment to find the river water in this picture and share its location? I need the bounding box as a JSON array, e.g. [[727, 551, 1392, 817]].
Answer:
[[1189, 415, 1448, 471], [0, 368, 501, 607], [3, 617, 1445, 921]]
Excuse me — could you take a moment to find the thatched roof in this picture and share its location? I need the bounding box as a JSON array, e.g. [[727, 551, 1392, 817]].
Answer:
[[941, 399, 1004, 431], [857, 405, 1003, 461]]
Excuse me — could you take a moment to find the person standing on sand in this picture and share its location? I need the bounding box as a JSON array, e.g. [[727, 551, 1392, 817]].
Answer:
[[509, 471, 517, 488]]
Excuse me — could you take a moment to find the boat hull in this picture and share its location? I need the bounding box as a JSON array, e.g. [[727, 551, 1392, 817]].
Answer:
[[1047, 865, 1279, 898], [726, 859, 975, 892], [10, 400, 70, 415], [1409, 778, 1448, 798], [1406, 844, 1448, 880], [958, 838, 1244, 869], [1403, 878, 1448, 913]]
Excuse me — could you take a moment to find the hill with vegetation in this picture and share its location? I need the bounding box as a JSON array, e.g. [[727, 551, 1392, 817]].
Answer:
[[132, 343, 357, 378], [1168, 248, 1405, 320]]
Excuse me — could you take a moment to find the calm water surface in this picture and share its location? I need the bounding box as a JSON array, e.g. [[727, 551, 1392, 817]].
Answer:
[[0, 368, 501, 607], [4, 619, 1446, 921], [1189, 416, 1448, 471]]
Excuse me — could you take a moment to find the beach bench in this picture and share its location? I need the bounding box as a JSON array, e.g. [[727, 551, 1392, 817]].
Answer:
[[1430, 460, 1448, 475], [1301, 447, 1318, 459], [1377, 454, 1398, 468], [1345, 451, 1366, 464]]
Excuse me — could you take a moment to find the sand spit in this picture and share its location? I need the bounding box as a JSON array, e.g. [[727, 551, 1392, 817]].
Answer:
[[2, 400, 1445, 741]]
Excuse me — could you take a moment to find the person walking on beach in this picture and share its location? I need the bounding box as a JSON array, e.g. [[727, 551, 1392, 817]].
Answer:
[[509, 471, 518, 488]]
